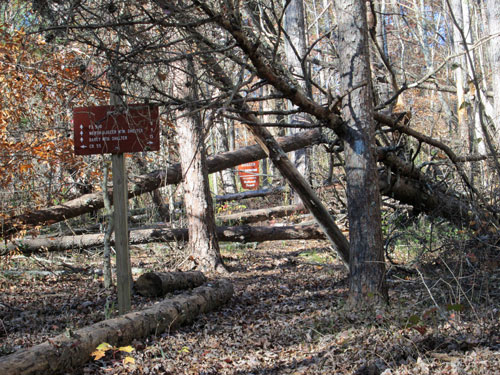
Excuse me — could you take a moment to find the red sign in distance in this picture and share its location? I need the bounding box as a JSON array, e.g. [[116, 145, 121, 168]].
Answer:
[[237, 161, 260, 190], [73, 104, 160, 155]]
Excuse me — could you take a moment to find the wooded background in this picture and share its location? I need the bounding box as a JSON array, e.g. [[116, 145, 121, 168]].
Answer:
[[1, 0, 499, 305]]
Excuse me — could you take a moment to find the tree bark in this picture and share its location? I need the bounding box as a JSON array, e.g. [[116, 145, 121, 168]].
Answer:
[[135, 271, 207, 297], [1, 224, 327, 256], [218, 204, 305, 225], [334, 0, 388, 304], [284, 0, 311, 200], [1, 130, 324, 239], [177, 57, 225, 273], [380, 172, 491, 228], [450, 0, 468, 140], [215, 186, 285, 203], [486, 0, 500, 132], [0, 280, 233, 375], [216, 119, 237, 194]]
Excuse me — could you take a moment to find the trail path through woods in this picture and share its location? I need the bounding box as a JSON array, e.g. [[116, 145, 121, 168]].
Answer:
[[1, 240, 499, 374]]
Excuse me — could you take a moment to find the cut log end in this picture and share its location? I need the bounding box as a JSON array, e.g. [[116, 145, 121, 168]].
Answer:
[[134, 271, 207, 297]]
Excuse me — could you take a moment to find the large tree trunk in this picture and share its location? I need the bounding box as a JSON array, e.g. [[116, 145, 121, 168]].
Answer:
[[176, 57, 225, 273], [334, 0, 388, 305], [1, 130, 323, 239], [1, 224, 327, 256], [0, 280, 233, 375], [380, 173, 490, 228]]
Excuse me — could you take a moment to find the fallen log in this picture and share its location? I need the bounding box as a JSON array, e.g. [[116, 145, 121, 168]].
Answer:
[[1, 224, 326, 256], [135, 271, 206, 297], [380, 174, 483, 227], [379, 151, 496, 228], [0, 279, 233, 375], [218, 204, 305, 225], [215, 186, 286, 203], [2, 129, 323, 239]]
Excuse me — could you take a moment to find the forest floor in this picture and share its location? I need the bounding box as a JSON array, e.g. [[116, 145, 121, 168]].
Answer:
[[1, 236, 500, 374]]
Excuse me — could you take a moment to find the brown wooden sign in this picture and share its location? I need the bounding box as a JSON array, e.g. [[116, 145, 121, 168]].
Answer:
[[237, 161, 260, 190], [73, 104, 160, 155]]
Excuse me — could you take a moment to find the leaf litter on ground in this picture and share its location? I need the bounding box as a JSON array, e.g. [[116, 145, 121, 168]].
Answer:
[[0, 238, 499, 374]]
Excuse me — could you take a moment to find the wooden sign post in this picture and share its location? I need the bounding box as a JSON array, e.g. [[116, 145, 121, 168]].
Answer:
[[112, 152, 130, 315], [73, 103, 159, 315]]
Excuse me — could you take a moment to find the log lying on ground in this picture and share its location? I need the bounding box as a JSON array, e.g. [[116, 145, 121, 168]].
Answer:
[[218, 204, 305, 225], [215, 186, 286, 203], [135, 271, 207, 297], [129, 187, 287, 219], [130, 187, 288, 223], [0, 279, 233, 375], [0, 224, 326, 256], [2, 130, 323, 239]]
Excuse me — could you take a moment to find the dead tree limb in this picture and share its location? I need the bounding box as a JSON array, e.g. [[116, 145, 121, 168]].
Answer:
[[0, 280, 233, 375], [380, 174, 488, 228], [194, 4, 493, 231]]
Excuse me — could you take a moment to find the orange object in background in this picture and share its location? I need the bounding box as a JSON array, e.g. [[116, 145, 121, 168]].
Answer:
[[237, 161, 260, 190]]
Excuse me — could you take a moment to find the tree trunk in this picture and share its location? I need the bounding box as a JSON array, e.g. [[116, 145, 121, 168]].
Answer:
[[451, 0, 467, 141], [0, 280, 233, 375], [369, 0, 394, 106], [486, 0, 500, 132], [135, 271, 206, 297], [380, 173, 483, 227], [176, 57, 225, 273], [0, 129, 324, 239], [1, 224, 327, 256], [134, 155, 169, 221], [284, 0, 311, 202], [334, 0, 388, 305], [216, 119, 237, 194]]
